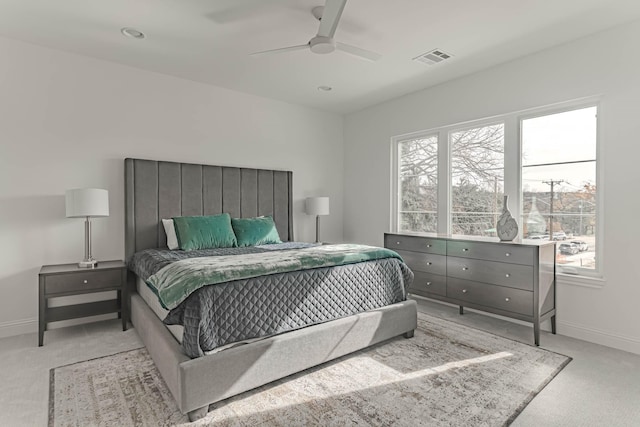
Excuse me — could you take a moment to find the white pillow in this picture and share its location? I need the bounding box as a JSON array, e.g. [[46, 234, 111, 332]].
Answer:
[[162, 219, 179, 250]]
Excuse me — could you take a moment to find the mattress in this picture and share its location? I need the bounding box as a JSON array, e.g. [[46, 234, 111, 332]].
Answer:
[[137, 276, 183, 341], [130, 245, 413, 358], [137, 277, 263, 354]]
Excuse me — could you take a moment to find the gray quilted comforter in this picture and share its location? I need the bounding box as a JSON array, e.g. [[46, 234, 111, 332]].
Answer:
[[129, 243, 413, 358]]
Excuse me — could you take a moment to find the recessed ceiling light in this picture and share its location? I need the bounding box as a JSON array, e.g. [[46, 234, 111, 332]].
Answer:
[[317, 86, 332, 92], [121, 27, 145, 39]]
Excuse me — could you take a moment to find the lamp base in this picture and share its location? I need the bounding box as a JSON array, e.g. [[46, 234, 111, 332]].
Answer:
[[78, 259, 98, 268]]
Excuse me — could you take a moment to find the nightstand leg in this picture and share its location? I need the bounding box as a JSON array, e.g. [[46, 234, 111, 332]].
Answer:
[[121, 269, 128, 331], [534, 322, 540, 346], [551, 315, 557, 334], [38, 276, 45, 346], [459, 306, 464, 315], [117, 290, 122, 319]]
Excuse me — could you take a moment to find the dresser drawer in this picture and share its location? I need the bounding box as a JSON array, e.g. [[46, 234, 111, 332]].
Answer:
[[446, 240, 534, 265], [446, 257, 533, 291], [410, 271, 447, 297], [447, 277, 533, 316], [44, 269, 123, 295], [385, 234, 445, 255], [396, 250, 446, 275]]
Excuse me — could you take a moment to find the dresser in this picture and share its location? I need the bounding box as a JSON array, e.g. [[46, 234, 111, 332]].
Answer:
[[385, 233, 556, 345]]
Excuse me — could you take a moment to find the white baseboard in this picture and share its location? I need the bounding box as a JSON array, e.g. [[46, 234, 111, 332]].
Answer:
[[412, 295, 640, 355], [557, 320, 640, 355], [0, 317, 37, 339]]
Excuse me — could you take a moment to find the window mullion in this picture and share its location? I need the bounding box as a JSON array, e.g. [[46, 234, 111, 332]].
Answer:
[[504, 115, 521, 238], [437, 129, 450, 234]]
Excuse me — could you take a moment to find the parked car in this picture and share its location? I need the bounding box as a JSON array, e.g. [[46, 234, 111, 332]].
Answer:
[[558, 242, 579, 255], [552, 232, 567, 241], [528, 234, 550, 240], [570, 240, 589, 252]]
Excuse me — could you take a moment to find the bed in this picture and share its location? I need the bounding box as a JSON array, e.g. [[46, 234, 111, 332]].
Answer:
[[124, 158, 418, 421]]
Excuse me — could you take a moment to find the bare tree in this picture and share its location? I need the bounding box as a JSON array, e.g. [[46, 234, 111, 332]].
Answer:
[[399, 125, 504, 234]]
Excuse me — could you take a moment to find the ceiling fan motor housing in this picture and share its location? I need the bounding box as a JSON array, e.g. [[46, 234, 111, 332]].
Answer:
[[310, 36, 336, 54]]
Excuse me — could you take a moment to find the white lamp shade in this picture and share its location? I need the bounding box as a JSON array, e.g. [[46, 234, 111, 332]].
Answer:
[[305, 197, 330, 216], [65, 188, 110, 218]]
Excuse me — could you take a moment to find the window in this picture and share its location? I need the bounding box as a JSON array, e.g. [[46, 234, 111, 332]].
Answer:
[[451, 124, 504, 236], [392, 99, 600, 277], [397, 135, 438, 233], [521, 106, 598, 271]]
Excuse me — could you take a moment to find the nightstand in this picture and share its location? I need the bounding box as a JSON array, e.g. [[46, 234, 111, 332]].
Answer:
[[38, 260, 127, 346]]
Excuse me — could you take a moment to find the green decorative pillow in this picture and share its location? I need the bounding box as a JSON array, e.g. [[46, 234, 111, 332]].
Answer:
[[172, 213, 237, 251], [231, 216, 282, 247]]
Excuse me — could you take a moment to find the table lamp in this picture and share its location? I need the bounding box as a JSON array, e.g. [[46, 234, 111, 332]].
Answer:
[[305, 196, 330, 243], [65, 188, 109, 268]]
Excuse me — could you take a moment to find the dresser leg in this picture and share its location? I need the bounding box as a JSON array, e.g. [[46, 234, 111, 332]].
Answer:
[[534, 322, 540, 346], [459, 306, 464, 315], [551, 315, 557, 334]]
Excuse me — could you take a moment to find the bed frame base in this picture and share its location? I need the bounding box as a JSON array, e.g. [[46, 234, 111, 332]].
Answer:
[[131, 293, 417, 420]]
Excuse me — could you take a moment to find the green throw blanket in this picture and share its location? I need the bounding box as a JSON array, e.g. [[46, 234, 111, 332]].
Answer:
[[147, 244, 402, 310]]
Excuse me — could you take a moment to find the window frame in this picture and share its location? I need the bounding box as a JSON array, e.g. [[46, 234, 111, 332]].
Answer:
[[391, 96, 603, 280], [516, 99, 602, 279], [447, 120, 506, 236], [392, 131, 440, 235]]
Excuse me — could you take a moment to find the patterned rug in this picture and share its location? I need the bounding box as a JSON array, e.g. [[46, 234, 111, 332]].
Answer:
[[49, 313, 570, 426]]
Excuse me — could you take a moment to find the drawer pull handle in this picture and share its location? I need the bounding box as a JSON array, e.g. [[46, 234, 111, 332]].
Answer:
[[505, 252, 511, 257], [462, 289, 467, 293], [505, 297, 510, 302], [505, 273, 510, 278], [396, 241, 400, 245], [83, 280, 88, 284], [462, 267, 469, 271], [463, 248, 469, 252], [426, 262, 432, 266], [425, 282, 432, 286], [426, 244, 432, 248]]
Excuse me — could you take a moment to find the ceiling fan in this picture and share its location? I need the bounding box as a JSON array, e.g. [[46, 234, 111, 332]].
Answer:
[[250, 0, 381, 62]]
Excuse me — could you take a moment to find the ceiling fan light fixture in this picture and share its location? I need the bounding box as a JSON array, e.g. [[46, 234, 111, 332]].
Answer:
[[317, 85, 333, 91], [310, 36, 336, 54], [121, 27, 145, 39]]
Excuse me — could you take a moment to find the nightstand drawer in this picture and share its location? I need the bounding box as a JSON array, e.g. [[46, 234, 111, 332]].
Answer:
[[446, 241, 534, 265], [447, 278, 533, 316], [410, 271, 446, 297], [396, 250, 446, 275], [446, 257, 533, 291], [385, 234, 445, 255], [44, 269, 122, 295]]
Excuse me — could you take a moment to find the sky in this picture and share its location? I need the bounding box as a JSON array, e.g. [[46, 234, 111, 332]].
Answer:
[[521, 106, 597, 193]]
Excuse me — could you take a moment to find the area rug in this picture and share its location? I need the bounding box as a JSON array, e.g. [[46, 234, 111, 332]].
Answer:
[[49, 313, 570, 426]]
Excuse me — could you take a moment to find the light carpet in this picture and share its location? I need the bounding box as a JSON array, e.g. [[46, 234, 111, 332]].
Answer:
[[49, 313, 570, 426]]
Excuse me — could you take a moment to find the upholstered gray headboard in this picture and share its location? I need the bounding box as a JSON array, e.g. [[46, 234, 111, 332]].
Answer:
[[124, 158, 293, 261]]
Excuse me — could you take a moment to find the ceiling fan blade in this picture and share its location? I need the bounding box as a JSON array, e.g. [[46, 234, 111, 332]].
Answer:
[[317, 0, 348, 38], [336, 42, 381, 62], [250, 44, 309, 57]]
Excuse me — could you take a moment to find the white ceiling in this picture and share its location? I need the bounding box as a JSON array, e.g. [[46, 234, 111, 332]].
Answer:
[[2, 0, 640, 114]]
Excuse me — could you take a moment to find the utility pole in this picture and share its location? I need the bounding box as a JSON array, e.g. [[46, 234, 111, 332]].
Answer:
[[542, 179, 564, 240]]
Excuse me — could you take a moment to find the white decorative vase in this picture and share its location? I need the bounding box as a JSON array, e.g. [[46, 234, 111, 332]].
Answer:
[[497, 195, 518, 241]]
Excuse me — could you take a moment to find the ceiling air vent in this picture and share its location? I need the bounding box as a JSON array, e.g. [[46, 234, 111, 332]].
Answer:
[[413, 49, 452, 65]]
